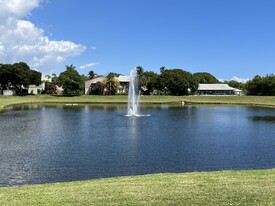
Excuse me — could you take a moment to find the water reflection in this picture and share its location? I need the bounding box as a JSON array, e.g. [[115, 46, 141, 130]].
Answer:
[[251, 115, 275, 123], [7, 103, 128, 112], [127, 117, 138, 139]]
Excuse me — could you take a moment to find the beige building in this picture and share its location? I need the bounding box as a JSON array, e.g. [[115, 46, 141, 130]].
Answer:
[[85, 75, 130, 95]]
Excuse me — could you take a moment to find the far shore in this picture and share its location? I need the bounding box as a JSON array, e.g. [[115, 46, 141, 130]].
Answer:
[[1, 95, 275, 112]]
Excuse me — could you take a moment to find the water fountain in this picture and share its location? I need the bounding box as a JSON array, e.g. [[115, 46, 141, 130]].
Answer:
[[127, 68, 140, 116]]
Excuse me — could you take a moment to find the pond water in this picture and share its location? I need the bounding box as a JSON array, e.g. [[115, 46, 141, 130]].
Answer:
[[0, 104, 275, 186]]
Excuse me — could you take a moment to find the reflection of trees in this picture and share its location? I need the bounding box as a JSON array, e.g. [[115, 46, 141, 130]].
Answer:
[[251, 116, 275, 123]]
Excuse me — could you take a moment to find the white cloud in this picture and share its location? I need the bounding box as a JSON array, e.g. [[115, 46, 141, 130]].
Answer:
[[0, 0, 41, 22], [0, 0, 86, 72], [79, 62, 99, 70], [231, 76, 250, 83], [91, 46, 97, 50]]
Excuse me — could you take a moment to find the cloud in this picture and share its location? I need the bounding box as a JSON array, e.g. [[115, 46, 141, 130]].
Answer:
[[0, 0, 40, 22], [231, 76, 250, 83], [91, 46, 97, 50], [0, 0, 86, 72], [79, 62, 99, 70]]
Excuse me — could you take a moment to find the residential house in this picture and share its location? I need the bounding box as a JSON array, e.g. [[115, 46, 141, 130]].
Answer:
[[85, 75, 130, 95], [28, 75, 51, 94], [28, 84, 44, 94]]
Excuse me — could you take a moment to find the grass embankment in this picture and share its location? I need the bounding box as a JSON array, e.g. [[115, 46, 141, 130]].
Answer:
[[1, 95, 275, 111], [1, 170, 275, 206]]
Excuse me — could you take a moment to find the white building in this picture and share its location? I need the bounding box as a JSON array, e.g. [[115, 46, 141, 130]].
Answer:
[[3, 90, 16, 96], [28, 75, 52, 94], [197, 84, 243, 96]]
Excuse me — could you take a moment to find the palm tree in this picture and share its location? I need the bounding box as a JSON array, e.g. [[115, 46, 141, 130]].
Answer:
[[136, 66, 147, 91], [65, 64, 76, 71], [88, 70, 97, 79], [104, 72, 120, 95], [136, 66, 144, 76]]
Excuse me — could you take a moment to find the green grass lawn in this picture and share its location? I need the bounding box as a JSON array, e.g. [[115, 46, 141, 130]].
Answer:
[[1, 170, 275, 206], [1, 95, 275, 111], [1, 95, 275, 205]]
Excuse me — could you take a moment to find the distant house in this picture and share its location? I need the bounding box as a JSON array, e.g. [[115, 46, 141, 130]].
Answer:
[[28, 84, 44, 94], [3, 90, 16, 96], [85, 75, 130, 95], [116, 75, 131, 94], [197, 84, 243, 96], [28, 75, 52, 95], [84, 76, 108, 95]]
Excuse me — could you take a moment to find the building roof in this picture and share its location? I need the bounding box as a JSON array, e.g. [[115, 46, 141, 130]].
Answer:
[[198, 84, 235, 91], [85, 76, 107, 87], [115, 75, 130, 82]]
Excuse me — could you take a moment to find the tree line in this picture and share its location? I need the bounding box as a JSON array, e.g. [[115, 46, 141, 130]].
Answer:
[[245, 74, 275, 96], [1, 62, 274, 96], [0, 62, 41, 94], [87, 66, 221, 96]]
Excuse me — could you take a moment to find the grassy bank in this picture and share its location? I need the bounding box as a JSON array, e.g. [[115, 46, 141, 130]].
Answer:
[[1, 95, 275, 111], [1, 169, 275, 206]]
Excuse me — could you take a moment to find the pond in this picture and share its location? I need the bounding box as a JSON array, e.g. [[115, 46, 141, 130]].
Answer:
[[0, 104, 275, 186]]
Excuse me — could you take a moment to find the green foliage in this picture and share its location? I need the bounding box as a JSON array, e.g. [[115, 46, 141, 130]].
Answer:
[[0, 64, 12, 88], [158, 69, 198, 95], [88, 70, 97, 79], [246, 74, 275, 96], [51, 73, 58, 85], [135, 66, 159, 95], [136, 66, 144, 77], [193, 72, 220, 84], [81, 74, 89, 84], [103, 72, 120, 95], [141, 71, 159, 95], [160, 66, 166, 74], [57, 64, 84, 96], [44, 81, 56, 95], [106, 72, 119, 79], [90, 81, 105, 95], [225, 80, 246, 90], [136, 66, 144, 91], [0, 62, 41, 93]]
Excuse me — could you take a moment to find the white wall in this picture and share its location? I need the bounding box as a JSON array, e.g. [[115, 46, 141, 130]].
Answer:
[[3, 90, 16, 96]]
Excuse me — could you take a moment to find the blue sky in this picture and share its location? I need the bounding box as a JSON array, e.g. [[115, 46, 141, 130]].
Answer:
[[1, 0, 275, 81]]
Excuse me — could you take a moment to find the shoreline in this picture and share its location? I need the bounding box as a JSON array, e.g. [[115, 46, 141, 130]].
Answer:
[[1, 95, 275, 112]]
